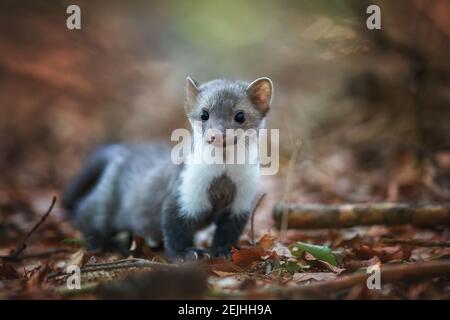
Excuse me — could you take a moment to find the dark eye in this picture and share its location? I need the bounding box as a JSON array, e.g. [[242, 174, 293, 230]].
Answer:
[[234, 111, 245, 123], [200, 110, 209, 121]]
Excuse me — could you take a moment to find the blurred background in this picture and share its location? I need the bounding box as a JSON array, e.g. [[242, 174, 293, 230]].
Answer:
[[0, 0, 449, 208]]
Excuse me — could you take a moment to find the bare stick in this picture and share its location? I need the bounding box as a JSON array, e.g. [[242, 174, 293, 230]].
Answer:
[[273, 202, 450, 229], [280, 140, 303, 241], [48, 258, 176, 284], [0, 196, 56, 261], [18, 248, 69, 260], [250, 193, 267, 247], [382, 238, 450, 247]]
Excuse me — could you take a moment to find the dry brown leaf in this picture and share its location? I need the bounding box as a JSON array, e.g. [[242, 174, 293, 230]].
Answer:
[[65, 249, 85, 272], [353, 245, 411, 263], [27, 264, 51, 288], [211, 270, 240, 278], [319, 260, 345, 274], [231, 247, 266, 268], [293, 272, 337, 283], [344, 256, 381, 271], [0, 263, 20, 280], [196, 257, 243, 274], [303, 251, 345, 273], [256, 232, 277, 250], [271, 242, 293, 258]]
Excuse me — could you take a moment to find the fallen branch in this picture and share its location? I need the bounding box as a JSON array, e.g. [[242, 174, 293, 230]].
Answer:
[[48, 258, 176, 285], [0, 196, 56, 261], [273, 202, 450, 229], [382, 238, 450, 247], [8, 248, 70, 261], [266, 260, 450, 299]]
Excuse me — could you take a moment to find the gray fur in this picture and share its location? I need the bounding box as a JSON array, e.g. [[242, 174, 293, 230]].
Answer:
[[65, 143, 180, 251]]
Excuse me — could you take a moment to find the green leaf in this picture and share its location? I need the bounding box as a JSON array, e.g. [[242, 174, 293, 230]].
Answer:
[[290, 242, 338, 266]]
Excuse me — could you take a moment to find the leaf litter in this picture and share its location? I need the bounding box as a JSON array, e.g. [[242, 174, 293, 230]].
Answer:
[[0, 188, 449, 300]]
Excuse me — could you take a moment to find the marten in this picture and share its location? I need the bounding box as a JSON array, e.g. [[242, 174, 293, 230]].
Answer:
[[63, 77, 273, 261]]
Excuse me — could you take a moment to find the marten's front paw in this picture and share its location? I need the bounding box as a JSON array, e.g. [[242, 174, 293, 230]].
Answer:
[[211, 246, 232, 259], [184, 248, 211, 261]]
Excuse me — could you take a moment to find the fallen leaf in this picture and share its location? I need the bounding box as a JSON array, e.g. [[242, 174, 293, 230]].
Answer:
[[302, 252, 345, 273], [316, 260, 345, 274], [344, 256, 381, 271], [256, 232, 277, 250], [293, 272, 337, 283], [353, 245, 411, 262], [65, 249, 85, 272], [271, 242, 293, 258], [0, 263, 20, 279], [410, 247, 450, 262], [231, 247, 266, 268], [85, 256, 98, 265], [27, 264, 50, 288], [197, 257, 243, 274], [211, 270, 240, 278], [291, 241, 338, 266]]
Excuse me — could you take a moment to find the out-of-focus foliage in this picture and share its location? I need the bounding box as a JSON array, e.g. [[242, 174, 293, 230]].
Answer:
[[0, 0, 449, 206]]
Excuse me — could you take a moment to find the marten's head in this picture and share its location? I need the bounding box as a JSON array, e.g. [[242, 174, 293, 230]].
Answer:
[[184, 77, 273, 148]]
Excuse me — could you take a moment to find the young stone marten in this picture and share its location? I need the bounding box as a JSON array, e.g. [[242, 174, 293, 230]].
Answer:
[[63, 77, 273, 260]]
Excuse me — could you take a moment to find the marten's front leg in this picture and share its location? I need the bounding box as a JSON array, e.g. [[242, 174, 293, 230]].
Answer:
[[211, 212, 250, 258], [161, 196, 210, 260]]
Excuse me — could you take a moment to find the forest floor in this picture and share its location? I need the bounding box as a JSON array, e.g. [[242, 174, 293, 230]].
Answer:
[[1, 0, 449, 301], [1, 162, 449, 300]]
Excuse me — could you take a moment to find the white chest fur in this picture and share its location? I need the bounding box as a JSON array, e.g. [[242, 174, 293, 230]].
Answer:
[[178, 161, 260, 219]]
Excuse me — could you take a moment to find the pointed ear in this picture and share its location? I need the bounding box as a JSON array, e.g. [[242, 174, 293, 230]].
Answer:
[[247, 77, 273, 114], [185, 76, 199, 113]]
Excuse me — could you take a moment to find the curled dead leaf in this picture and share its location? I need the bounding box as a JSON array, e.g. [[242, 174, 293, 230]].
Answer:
[[303, 252, 345, 273], [256, 232, 277, 250], [211, 270, 240, 278], [353, 245, 411, 263], [293, 272, 337, 283], [344, 256, 381, 271], [231, 247, 266, 268], [27, 264, 51, 288], [65, 249, 85, 272]]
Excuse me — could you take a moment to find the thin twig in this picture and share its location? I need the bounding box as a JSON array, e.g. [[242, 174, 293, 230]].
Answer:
[[48, 258, 174, 281], [280, 139, 303, 241], [17, 248, 70, 260], [0, 196, 56, 261], [383, 238, 450, 248], [250, 193, 267, 247]]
